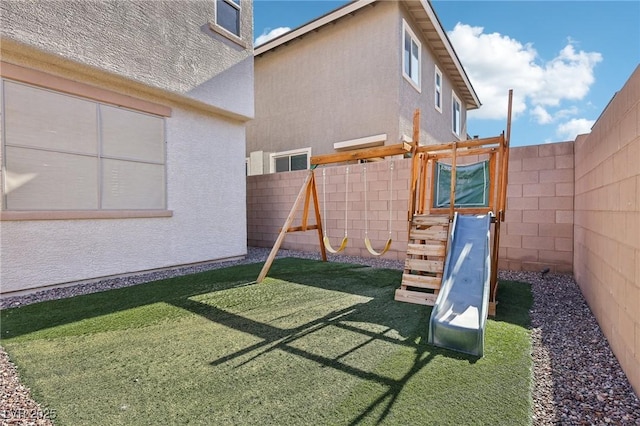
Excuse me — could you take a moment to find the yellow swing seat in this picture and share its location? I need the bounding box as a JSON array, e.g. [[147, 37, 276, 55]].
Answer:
[[323, 235, 348, 254], [364, 235, 392, 256]]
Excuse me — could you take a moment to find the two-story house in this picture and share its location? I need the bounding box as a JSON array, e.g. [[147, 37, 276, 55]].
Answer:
[[246, 0, 480, 175], [0, 0, 254, 295]]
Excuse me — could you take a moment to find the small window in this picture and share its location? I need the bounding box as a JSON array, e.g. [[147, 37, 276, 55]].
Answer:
[[452, 92, 462, 137], [216, 0, 240, 36], [402, 20, 421, 91], [270, 148, 311, 173], [435, 66, 442, 112]]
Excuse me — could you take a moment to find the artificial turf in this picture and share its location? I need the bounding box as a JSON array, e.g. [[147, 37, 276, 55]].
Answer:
[[1, 258, 533, 425]]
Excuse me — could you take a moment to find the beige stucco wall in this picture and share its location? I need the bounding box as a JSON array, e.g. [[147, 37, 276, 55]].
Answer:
[[398, 3, 467, 145], [573, 66, 640, 395], [247, 1, 470, 162], [1, 106, 247, 294], [0, 0, 254, 118], [248, 1, 401, 158], [0, 1, 252, 294]]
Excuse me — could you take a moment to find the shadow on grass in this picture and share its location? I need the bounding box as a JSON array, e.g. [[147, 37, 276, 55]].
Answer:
[[170, 258, 485, 425], [173, 285, 463, 425], [1, 257, 530, 425]]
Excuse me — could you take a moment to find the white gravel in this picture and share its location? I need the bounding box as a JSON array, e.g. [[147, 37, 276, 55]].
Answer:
[[1, 247, 639, 425]]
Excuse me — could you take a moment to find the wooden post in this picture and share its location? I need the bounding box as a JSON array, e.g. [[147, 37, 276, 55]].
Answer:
[[310, 171, 327, 262], [418, 154, 428, 214], [257, 170, 315, 283], [408, 109, 421, 222], [449, 142, 457, 220], [489, 218, 501, 316], [500, 89, 513, 221]]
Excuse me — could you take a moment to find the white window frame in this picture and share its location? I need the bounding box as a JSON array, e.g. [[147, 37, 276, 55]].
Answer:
[[210, 0, 247, 48], [435, 65, 443, 113], [269, 148, 311, 173], [402, 20, 421, 92], [452, 91, 462, 138]]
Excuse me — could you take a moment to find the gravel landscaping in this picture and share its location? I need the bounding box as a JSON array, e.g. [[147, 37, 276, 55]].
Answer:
[[1, 247, 639, 425]]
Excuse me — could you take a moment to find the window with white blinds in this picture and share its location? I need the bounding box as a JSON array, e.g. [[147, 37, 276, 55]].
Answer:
[[2, 79, 166, 211]]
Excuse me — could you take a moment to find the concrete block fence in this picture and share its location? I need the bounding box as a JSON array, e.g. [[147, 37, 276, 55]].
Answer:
[[247, 140, 576, 272], [573, 66, 640, 394]]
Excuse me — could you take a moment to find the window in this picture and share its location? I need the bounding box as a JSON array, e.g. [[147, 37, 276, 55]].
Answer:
[[402, 20, 421, 91], [216, 0, 240, 37], [452, 92, 462, 137], [435, 66, 442, 112], [2, 79, 166, 211], [270, 148, 311, 173]]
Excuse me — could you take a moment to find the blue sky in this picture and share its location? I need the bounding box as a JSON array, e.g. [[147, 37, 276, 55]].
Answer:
[[254, 0, 640, 147]]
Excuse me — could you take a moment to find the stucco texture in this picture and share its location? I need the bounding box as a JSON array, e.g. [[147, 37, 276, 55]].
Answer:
[[0, 0, 254, 117], [0, 0, 251, 293], [0, 105, 247, 293], [247, 1, 469, 158]]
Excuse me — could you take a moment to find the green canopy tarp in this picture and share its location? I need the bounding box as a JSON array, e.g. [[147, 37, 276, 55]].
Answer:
[[434, 160, 490, 208]]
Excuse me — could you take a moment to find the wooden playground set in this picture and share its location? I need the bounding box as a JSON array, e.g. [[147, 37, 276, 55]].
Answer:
[[258, 91, 513, 318]]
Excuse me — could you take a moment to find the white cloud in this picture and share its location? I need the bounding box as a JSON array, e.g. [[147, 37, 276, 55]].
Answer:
[[447, 23, 602, 121], [531, 105, 553, 124], [556, 118, 594, 140], [255, 27, 291, 46]]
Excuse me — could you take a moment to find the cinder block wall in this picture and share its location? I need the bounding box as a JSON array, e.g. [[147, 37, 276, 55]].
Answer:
[[500, 142, 574, 273], [247, 160, 412, 262], [247, 145, 576, 272], [573, 66, 640, 395]]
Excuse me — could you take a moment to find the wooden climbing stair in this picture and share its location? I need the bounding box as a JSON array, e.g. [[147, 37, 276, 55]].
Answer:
[[394, 214, 450, 306]]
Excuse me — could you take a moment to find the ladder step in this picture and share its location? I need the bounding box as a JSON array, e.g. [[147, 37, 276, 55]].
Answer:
[[406, 242, 446, 257], [410, 228, 448, 241], [404, 258, 444, 274], [412, 215, 450, 226], [401, 273, 441, 289], [394, 289, 437, 306]]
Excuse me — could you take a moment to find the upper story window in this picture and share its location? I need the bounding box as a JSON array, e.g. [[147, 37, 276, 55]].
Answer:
[[270, 148, 311, 173], [402, 20, 421, 92], [452, 92, 462, 137], [216, 0, 240, 37], [435, 65, 443, 112]]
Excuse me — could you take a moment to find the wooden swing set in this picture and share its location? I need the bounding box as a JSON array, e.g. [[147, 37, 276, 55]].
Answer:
[[256, 141, 411, 282], [257, 91, 513, 316]]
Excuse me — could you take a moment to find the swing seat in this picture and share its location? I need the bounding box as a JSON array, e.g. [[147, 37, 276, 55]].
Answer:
[[323, 236, 348, 254], [364, 236, 392, 256]]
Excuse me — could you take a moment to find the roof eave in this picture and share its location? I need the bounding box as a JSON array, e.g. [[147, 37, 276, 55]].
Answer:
[[254, 0, 376, 56], [408, 0, 480, 109]]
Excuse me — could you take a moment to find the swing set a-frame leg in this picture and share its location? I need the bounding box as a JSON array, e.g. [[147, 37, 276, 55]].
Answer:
[[256, 170, 326, 283]]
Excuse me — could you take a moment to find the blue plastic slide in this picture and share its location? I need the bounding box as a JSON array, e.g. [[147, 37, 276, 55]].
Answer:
[[428, 213, 492, 357]]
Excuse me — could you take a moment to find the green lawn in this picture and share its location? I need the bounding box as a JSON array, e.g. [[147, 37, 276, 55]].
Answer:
[[1, 258, 533, 425]]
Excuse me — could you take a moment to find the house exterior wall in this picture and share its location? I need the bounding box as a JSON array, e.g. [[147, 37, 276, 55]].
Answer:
[[573, 66, 640, 395], [398, 4, 467, 145], [1, 104, 247, 294], [0, 0, 252, 294], [0, 0, 254, 118], [247, 1, 401, 159]]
